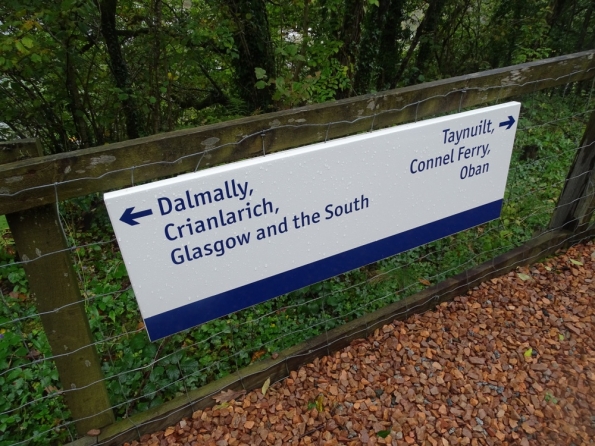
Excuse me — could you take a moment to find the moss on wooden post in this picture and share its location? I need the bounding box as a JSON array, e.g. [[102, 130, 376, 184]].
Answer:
[[3, 139, 115, 435]]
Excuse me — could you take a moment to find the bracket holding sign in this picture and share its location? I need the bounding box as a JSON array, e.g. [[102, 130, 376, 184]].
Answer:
[[105, 102, 521, 341]]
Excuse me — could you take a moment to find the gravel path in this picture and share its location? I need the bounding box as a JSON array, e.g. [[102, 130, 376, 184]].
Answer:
[[127, 242, 595, 446]]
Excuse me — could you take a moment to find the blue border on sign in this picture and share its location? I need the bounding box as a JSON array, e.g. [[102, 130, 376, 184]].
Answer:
[[144, 199, 503, 340]]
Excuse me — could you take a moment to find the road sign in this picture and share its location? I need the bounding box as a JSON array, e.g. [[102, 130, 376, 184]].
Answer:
[[105, 102, 521, 340]]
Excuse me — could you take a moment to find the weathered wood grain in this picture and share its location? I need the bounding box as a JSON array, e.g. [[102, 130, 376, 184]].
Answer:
[[0, 50, 594, 216], [4, 140, 115, 435]]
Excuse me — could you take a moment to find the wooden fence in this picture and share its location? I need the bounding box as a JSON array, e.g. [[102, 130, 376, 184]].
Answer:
[[2, 50, 595, 445]]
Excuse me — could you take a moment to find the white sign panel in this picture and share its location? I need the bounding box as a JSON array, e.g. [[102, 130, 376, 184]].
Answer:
[[105, 102, 520, 340]]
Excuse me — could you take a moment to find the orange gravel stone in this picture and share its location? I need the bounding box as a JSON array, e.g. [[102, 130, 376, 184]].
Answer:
[[129, 242, 595, 446]]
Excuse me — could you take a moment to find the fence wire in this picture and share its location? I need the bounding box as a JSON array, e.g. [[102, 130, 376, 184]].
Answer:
[[0, 74, 594, 445]]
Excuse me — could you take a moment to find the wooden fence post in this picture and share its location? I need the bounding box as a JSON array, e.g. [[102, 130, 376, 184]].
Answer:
[[549, 109, 595, 232], [2, 139, 115, 435], [0, 138, 43, 163]]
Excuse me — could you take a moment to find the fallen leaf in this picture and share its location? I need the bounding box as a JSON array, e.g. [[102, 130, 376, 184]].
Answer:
[[9, 291, 27, 301], [261, 377, 270, 396], [251, 349, 267, 362], [44, 386, 59, 395], [517, 273, 532, 281], [212, 388, 246, 403], [213, 402, 230, 410], [25, 349, 41, 360], [524, 348, 533, 358], [569, 259, 583, 266], [315, 394, 324, 412]]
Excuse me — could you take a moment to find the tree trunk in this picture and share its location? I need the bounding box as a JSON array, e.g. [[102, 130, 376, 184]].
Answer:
[[98, 0, 141, 139], [353, 0, 386, 95], [577, 0, 595, 51], [394, 10, 428, 86], [376, 0, 405, 90], [548, 0, 570, 26], [336, 0, 365, 98], [413, 0, 448, 84], [149, 0, 162, 134], [505, 1, 524, 66], [292, 0, 310, 82], [65, 42, 91, 148], [225, 0, 276, 112]]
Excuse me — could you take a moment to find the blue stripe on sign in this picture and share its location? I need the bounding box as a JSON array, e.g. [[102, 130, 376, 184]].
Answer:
[[145, 199, 503, 340]]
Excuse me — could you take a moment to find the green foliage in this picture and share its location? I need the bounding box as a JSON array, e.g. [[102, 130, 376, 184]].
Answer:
[[2, 0, 594, 146], [0, 243, 72, 444]]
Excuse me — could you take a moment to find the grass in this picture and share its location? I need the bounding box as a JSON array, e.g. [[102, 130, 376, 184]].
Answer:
[[0, 89, 591, 444]]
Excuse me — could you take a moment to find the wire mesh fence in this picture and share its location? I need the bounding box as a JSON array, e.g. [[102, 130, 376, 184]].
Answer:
[[1, 55, 595, 445]]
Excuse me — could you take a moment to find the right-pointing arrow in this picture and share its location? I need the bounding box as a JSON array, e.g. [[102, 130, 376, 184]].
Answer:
[[120, 207, 153, 226], [499, 115, 516, 130]]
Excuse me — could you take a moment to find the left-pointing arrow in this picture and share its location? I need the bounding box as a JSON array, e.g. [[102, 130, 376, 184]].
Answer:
[[120, 207, 153, 226]]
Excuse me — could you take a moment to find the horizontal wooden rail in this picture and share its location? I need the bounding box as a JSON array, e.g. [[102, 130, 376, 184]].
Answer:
[[0, 50, 594, 216]]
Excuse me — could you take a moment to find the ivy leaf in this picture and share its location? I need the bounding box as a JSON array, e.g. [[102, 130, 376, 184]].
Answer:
[[254, 67, 267, 80], [15, 40, 27, 54], [377, 430, 390, 438], [21, 37, 34, 49]]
